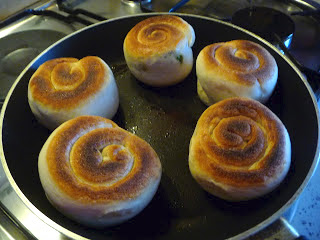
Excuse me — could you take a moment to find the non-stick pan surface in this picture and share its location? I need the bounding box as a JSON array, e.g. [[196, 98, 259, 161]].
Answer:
[[1, 13, 319, 240]]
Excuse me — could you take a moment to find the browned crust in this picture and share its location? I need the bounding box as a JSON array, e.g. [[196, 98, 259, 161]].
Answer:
[[124, 15, 192, 58], [190, 97, 289, 188], [29, 56, 109, 109], [46, 116, 162, 203], [200, 40, 277, 86]]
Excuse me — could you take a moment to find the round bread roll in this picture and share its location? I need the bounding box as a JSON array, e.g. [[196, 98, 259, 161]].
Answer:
[[123, 15, 195, 87], [189, 97, 291, 201], [28, 56, 119, 130], [196, 40, 278, 105], [38, 115, 162, 228]]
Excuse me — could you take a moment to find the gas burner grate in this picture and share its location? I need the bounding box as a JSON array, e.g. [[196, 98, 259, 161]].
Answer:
[[0, 1, 108, 29]]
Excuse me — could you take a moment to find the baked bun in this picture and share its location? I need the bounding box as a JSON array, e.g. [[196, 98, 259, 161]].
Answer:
[[28, 56, 119, 130], [123, 15, 195, 87], [38, 115, 162, 227], [189, 97, 291, 201], [196, 40, 278, 105]]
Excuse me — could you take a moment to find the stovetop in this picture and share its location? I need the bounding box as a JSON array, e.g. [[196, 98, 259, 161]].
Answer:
[[0, 0, 320, 239]]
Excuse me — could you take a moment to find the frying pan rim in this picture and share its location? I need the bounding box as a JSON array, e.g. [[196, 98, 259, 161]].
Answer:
[[0, 12, 319, 240]]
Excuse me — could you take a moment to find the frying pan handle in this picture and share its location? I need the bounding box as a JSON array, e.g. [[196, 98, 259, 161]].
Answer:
[[249, 217, 308, 240]]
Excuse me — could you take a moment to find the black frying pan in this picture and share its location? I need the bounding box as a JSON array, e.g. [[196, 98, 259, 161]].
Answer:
[[1, 13, 319, 240]]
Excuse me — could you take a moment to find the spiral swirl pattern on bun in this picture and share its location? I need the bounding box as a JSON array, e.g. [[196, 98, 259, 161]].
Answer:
[[38, 116, 162, 227], [28, 56, 119, 130], [189, 98, 291, 201], [124, 15, 195, 86], [196, 40, 278, 105]]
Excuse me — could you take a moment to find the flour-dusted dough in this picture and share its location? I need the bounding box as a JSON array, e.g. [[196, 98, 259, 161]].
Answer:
[[28, 56, 119, 130], [189, 97, 291, 201], [196, 40, 278, 105], [124, 15, 195, 87], [38, 115, 162, 227]]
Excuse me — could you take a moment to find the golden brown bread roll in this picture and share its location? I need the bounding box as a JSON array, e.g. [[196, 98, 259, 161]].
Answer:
[[189, 97, 291, 201], [123, 15, 195, 87], [28, 56, 119, 130], [38, 115, 162, 227], [196, 40, 278, 105]]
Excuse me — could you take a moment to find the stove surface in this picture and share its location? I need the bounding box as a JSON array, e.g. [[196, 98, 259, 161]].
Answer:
[[0, 0, 320, 239]]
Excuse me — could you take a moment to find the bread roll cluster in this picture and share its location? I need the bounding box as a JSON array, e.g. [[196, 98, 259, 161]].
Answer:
[[28, 15, 291, 229], [28, 56, 119, 130], [190, 41, 289, 201], [188, 97, 291, 201], [123, 15, 195, 87], [38, 115, 162, 228], [196, 40, 278, 105]]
